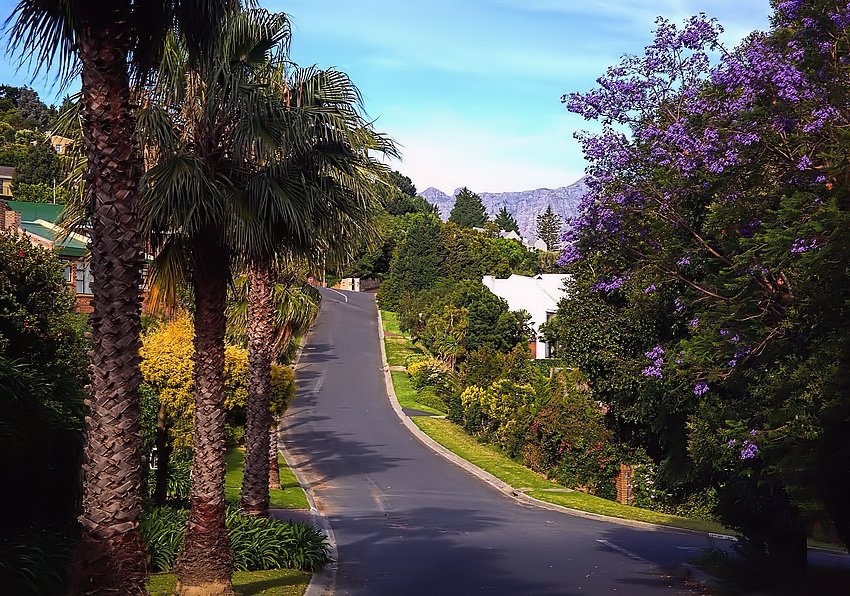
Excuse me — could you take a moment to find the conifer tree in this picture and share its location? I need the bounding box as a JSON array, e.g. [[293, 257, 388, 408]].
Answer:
[[535, 205, 562, 251], [494, 205, 519, 233], [449, 187, 487, 228]]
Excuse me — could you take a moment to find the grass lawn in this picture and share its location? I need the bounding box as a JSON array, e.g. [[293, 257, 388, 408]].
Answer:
[[381, 310, 427, 367], [225, 448, 309, 510], [147, 569, 310, 595], [391, 370, 447, 415], [380, 310, 403, 336], [412, 416, 732, 535]]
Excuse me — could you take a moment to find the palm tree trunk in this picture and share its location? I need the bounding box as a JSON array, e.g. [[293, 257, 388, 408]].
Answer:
[[176, 238, 234, 595], [68, 10, 147, 594], [241, 261, 274, 517], [269, 422, 281, 491]]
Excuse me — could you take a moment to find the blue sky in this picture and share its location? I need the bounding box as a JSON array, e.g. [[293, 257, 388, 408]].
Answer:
[[1, 0, 772, 193]]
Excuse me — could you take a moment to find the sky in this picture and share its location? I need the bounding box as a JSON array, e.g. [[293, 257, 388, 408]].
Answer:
[[0, 0, 772, 193]]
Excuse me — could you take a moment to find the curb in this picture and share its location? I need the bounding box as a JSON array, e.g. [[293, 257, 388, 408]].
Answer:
[[375, 306, 736, 539], [283, 307, 339, 596], [278, 439, 338, 596], [680, 562, 724, 592]]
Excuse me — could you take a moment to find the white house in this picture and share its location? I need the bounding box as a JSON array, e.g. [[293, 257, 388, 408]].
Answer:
[[481, 273, 570, 359]]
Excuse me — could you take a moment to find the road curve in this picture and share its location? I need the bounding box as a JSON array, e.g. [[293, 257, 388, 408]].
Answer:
[[282, 290, 708, 595]]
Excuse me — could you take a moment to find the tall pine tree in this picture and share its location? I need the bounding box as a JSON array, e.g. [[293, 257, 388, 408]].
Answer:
[[449, 187, 487, 228], [535, 205, 562, 251], [494, 205, 519, 233]]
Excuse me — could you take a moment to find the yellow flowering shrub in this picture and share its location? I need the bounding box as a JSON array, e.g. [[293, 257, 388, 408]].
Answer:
[[140, 314, 296, 450]]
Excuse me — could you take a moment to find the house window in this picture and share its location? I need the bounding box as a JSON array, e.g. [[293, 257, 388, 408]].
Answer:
[[63, 264, 73, 284], [76, 261, 93, 294]]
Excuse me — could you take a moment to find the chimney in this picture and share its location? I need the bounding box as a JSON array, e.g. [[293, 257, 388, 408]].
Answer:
[[1, 200, 21, 232]]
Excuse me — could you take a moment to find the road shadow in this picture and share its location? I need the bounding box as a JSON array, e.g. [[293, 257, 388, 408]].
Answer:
[[329, 506, 570, 595], [280, 414, 409, 486]]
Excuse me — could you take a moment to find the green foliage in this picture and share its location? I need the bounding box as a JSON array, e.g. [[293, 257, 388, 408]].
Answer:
[[399, 279, 527, 358], [10, 181, 69, 203], [11, 141, 61, 188], [535, 205, 562, 252], [406, 358, 457, 398], [140, 506, 330, 573], [448, 187, 487, 228], [0, 233, 86, 527], [494, 205, 519, 233], [0, 527, 75, 596], [377, 213, 445, 309], [0, 233, 86, 594]]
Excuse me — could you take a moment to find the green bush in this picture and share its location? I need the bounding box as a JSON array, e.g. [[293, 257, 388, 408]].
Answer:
[[0, 528, 76, 595], [141, 506, 330, 573]]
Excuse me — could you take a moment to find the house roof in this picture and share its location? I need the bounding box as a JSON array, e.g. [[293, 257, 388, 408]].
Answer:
[[0, 166, 15, 179], [6, 200, 64, 224], [19, 220, 87, 258]]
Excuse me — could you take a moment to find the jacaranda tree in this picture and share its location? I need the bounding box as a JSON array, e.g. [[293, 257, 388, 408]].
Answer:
[[555, 1, 850, 565]]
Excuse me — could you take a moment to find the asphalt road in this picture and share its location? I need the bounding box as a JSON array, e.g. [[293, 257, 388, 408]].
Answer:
[[281, 289, 845, 595]]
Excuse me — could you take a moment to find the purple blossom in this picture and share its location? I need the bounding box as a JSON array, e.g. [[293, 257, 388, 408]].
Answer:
[[644, 284, 657, 294], [677, 255, 691, 267], [558, 243, 581, 266], [591, 274, 628, 292], [689, 317, 699, 328], [791, 238, 818, 253], [777, 0, 803, 21], [740, 440, 759, 460], [694, 381, 710, 396], [797, 155, 813, 170], [674, 297, 685, 313], [645, 345, 665, 360], [727, 438, 738, 448], [749, 429, 759, 437], [642, 345, 665, 378]]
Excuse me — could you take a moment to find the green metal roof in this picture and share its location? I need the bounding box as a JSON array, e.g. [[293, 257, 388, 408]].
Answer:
[[6, 200, 65, 224], [19, 221, 88, 258]]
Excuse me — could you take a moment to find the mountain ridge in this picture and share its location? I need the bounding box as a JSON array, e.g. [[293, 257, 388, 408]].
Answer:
[[419, 177, 587, 240]]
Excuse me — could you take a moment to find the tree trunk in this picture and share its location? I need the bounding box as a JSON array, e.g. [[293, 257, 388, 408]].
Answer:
[[176, 239, 234, 595], [269, 421, 281, 491], [153, 403, 172, 506], [68, 9, 147, 594], [241, 261, 274, 517]]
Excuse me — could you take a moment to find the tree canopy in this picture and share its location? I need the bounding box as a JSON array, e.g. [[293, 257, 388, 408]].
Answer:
[[449, 187, 488, 228]]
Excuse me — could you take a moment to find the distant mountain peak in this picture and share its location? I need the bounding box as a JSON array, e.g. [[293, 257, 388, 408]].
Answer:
[[418, 178, 588, 240]]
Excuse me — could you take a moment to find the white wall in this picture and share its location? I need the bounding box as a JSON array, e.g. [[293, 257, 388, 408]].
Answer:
[[481, 274, 570, 359]]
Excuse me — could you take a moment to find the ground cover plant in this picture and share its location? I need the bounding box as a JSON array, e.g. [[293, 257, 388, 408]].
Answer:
[[140, 506, 329, 573]]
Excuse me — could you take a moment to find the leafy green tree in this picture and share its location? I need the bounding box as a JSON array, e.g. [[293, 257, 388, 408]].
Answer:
[[8, 1, 239, 590], [494, 205, 519, 233], [12, 141, 61, 189], [378, 213, 446, 309], [0, 232, 87, 592], [448, 187, 487, 228], [535, 205, 562, 251]]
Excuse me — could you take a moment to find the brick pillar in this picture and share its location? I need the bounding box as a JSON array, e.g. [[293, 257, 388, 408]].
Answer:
[[616, 464, 635, 505]]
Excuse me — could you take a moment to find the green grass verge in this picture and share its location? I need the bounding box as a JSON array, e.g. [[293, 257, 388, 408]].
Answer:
[[380, 310, 403, 336], [411, 416, 732, 535], [381, 310, 427, 367], [225, 449, 309, 510], [147, 569, 310, 595], [391, 370, 447, 415], [384, 338, 424, 367]]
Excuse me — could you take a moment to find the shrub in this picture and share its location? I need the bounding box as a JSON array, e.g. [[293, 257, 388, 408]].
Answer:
[[0, 528, 76, 596], [406, 358, 456, 398], [140, 506, 330, 573]]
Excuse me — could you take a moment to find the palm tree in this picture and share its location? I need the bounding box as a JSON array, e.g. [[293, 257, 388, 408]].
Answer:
[[140, 8, 395, 589], [227, 265, 320, 494], [7, 2, 237, 592], [235, 67, 396, 517]]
